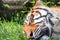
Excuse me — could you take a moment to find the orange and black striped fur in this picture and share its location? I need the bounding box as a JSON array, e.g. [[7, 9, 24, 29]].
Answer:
[[23, 0, 60, 40]]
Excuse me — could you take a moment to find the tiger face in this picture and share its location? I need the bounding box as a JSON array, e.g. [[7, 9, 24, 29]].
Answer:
[[23, 8, 49, 39], [23, 8, 42, 38]]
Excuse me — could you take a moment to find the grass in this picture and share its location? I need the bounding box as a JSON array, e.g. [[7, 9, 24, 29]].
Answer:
[[0, 21, 28, 40]]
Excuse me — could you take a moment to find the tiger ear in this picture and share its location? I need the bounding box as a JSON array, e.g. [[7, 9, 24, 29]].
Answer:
[[35, 0, 43, 6]]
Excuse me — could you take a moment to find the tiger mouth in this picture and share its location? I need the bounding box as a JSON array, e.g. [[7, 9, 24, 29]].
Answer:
[[29, 37, 35, 39], [28, 36, 36, 40]]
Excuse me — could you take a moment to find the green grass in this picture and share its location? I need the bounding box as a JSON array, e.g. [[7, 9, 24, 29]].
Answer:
[[0, 21, 28, 40]]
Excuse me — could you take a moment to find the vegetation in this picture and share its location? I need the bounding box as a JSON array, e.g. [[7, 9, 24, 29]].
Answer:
[[0, 21, 28, 40]]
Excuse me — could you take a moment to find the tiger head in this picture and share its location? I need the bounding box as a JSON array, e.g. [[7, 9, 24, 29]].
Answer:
[[23, 0, 52, 40], [23, 0, 44, 39]]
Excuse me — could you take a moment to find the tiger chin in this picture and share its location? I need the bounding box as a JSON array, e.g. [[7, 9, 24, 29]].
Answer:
[[23, 0, 60, 40]]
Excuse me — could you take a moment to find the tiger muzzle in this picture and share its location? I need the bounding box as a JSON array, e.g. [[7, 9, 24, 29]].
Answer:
[[29, 31, 35, 39]]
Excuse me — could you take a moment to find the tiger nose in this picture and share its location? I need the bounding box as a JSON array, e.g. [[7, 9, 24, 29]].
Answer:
[[30, 31, 33, 37]]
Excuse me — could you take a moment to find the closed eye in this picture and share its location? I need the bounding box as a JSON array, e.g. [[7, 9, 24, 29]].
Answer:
[[33, 12, 41, 19]]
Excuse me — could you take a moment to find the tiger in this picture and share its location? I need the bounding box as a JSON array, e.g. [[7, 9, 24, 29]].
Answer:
[[23, 0, 60, 40]]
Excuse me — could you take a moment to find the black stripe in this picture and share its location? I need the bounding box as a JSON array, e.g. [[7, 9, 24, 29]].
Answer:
[[34, 14, 47, 20], [35, 28, 40, 34], [32, 11, 41, 16], [32, 8, 54, 17], [36, 11, 41, 16], [32, 8, 48, 12], [49, 18, 54, 25]]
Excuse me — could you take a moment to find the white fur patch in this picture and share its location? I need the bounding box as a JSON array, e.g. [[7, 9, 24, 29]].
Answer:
[[34, 17, 45, 23], [39, 10, 47, 16]]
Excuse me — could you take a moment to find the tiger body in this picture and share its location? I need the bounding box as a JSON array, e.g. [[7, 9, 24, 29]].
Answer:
[[23, 0, 60, 40]]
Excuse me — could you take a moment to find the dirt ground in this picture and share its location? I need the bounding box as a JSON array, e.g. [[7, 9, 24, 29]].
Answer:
[[50, 6, 60, 16]]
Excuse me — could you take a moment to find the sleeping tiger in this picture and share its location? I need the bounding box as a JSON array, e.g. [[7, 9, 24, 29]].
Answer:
[[23, 0, 60, 40]]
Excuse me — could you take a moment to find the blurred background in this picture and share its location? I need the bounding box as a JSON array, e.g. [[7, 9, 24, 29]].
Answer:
[[0, 0, 60, 40]]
